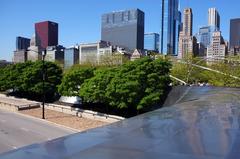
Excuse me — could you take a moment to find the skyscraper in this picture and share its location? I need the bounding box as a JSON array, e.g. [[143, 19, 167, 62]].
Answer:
[[160, 0, 181, 55], [35, 21, 58, 49], [178, 8, 198, 59], [208, 8, 220, 31], [13, 36, 30, 63], [101, 9, 144, 51], [183, 8, 193, 36], [16, 37, 30, 51], [144, 33, 159, 52], [197, 26, 211, 48], [230, 18, 240, 50]]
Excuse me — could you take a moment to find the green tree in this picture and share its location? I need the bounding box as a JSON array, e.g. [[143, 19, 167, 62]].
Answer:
[[19, 61, 62, 96], [106, 57, 171, 112], [0, 61, 62, 100], [80, 68, 117, 104], [58, 66, 95, 96]]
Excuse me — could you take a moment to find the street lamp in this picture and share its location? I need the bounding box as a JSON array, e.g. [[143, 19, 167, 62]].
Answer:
[[42, 50, 47, 119]]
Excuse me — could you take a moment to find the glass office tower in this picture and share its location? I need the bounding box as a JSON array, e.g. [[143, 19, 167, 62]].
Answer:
[[144, 33, 159, 52], [230, 18, 240, 49], [160, 0, 180, 55], [101, 9, 144, 51]]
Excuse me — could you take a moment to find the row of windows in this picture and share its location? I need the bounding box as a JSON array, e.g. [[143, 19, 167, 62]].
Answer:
[[103, 10, 138, 24]]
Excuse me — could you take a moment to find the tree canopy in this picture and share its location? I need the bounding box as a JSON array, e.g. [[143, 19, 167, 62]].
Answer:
[[0, 61, 62, 100]]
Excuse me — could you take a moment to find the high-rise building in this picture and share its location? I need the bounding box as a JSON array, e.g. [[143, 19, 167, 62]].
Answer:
[[208, 8, 220, 31], [178, 8, 198, 59], [197, 26, 212, 48], [16, 37, 30, 51], [64, 46, 79, 69], [183, 8, 193, 36], [160, 0, 181, 55], [207, 31, 226, 60], [13, 36, 30, 63], [101, 9, 144, 51], [144, 33, 159, 52], [230, 18, 240, 51], [196, 26, 212, 56], [35, 21, 58, 49]]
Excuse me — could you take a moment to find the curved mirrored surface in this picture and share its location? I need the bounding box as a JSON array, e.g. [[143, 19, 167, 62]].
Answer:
[[1, 86, 240, 159]]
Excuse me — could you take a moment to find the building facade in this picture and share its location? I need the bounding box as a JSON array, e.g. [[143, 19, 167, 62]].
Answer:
[[16, 37, 30, 51], [130, 49, 145, 61], [13, 36, 30, 63], [79, 41, 112, 64], [101, 9, 144, 51], [230, 18, 240, 52], [196, 26, 212, 56], [160, 0, 181, 55], [45, 45, 65, 65], [208, 8, 220, 31], [182, 8, 193, 36], [207, 31, 226, 60], [13, 50, 27, 63], [27, 34, 42, 61], [64, 46, 79, 69], [144, 33, 159, 52], [178, 8, 198, 59], [35, 21, 58, 49]]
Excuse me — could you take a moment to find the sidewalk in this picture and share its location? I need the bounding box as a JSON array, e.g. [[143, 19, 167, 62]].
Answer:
[[20, 108, 109, 131]]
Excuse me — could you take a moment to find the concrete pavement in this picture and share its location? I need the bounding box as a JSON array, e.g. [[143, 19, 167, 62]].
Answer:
[[0, 109, 76, 154]]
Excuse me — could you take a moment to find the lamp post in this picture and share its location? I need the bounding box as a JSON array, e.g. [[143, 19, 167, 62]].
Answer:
[[42, 50, 46, 119]]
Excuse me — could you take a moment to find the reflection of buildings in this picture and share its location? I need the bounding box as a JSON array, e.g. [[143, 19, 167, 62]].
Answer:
[[64, 46, 79, 69], [160, 0, 181, 55], [101, 9, 144, 51], [144, 33, 159, 53]]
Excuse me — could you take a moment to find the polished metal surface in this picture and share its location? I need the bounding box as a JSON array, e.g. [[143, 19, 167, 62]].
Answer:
[[1, 86, 240, 159]]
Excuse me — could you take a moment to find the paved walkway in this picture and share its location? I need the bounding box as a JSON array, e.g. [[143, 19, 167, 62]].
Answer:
[[0, 109, 75, 154]]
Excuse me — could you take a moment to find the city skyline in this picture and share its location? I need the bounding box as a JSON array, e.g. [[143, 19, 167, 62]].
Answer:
[[0, 0, 239, 60]]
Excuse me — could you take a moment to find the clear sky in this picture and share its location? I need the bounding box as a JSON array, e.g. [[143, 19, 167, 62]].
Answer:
[[0, 0, 239, 61]]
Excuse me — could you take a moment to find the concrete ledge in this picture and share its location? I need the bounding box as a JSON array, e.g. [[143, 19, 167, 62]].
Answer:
[[46, 104, 125, 123]]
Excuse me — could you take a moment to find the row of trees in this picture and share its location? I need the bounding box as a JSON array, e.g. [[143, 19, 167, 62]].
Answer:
[[0, 61, 62, 101], [0, 58, 172, 116], [58, 57, 172, 115]]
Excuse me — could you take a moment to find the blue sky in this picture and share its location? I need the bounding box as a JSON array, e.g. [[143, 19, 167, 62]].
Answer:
[[0, 0, 239, 61]]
